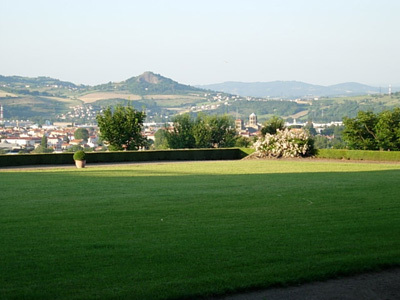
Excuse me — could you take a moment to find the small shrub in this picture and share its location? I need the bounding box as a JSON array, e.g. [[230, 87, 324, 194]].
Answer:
[[73, 150, 86, 161]]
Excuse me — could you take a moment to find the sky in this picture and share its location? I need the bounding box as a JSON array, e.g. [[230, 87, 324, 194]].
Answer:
[[1, 0, 399, 87]]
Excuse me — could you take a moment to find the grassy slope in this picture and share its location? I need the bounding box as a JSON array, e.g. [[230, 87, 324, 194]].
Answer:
[[0, 95, 81, 119], [1, 160, 400, 299]]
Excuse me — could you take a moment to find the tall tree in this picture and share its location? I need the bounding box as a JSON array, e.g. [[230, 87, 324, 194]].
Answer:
[[74, 128, 89, 141], [192, 114, 212, 148], [342, 108, 400, 151], [96, 105, 147, 151], [374, 108, 400, 150], [261, 116, 285, 136], [343, 111, 378, 150], [207, 115, 236, 148], [32, 135, 53, 153], [165, 114, 237, 149], [304, 121, 317, 136], [154, 129, 169, 150], [40, 135, 48, 148], [165, 114, 196, 149]]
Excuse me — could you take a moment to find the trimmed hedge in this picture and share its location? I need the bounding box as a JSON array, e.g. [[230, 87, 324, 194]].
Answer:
[[0, 148, 249, 167], [316, 149, 400, 161], [0, 153, 73, 167]]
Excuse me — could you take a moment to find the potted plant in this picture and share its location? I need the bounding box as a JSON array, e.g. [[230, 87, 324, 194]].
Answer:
[[73, 150, 86, 168]]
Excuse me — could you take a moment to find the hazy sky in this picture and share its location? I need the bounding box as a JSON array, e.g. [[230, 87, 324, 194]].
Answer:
[[1, 0, 399, 86]]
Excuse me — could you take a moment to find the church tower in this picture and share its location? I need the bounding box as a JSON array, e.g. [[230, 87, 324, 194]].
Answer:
[[249, 113, 257, 128], [235, 119, 244, 132]]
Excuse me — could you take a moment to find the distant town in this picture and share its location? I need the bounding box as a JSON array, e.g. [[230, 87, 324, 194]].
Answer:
[[0, 108, 342, 154]]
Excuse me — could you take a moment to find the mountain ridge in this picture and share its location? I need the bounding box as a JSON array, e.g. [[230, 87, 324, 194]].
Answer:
[[1, 72, 399, 123], [1, 72, 393, 98], [196, 81, 386, 98]]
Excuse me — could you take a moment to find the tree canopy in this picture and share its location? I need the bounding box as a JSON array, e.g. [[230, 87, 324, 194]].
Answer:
[[74, 128, 89, 141], [154, 129, 169, 150], [41, 135, 48, 148], [343, 108, 400, 151], [96, 105, 147, 151], [261, 116, 285, 136], [163, 113, 237, 149]]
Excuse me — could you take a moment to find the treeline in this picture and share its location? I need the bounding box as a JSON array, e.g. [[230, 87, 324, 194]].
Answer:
[[207, 100, 306, 122], [306, 98, 400, 123], [155, 114, 248, 149], [312, 107, 400, 151], [313, 124, 345, 149]]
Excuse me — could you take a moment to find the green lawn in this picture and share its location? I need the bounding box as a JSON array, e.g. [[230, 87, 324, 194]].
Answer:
[[1, 160, 400, 299]]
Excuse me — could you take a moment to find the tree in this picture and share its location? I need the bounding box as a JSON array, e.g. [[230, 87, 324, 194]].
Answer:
[[33, 135, 53, 153], [154, 129, 169, 149], [165, 114, 196, 149], [343, 111, 379, 150], [321, 124, 344, 138], [96, 105, 147, 151], [41, 135, 48, 148], [66, 144, 84, 152], [192, 114, 212, 148], [207, 115, 236, 148], [235, 136, 251, 147], [165, 114, 237, 149], [261, 116, 285, 136], [374, 108, 400, 150], [342, 108, 400, 151], [74, 128, 89, 141], [314, 135, 329, 149], [304, 121, 317, 136]]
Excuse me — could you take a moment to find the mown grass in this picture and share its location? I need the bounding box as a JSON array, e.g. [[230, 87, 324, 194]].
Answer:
[[1, 160, 400, 299], [317, 149, 400, 161]]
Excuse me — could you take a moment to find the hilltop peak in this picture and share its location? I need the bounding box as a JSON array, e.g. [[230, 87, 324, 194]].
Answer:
[[136, 71, 162, 84], [114, 72, 203, 95]]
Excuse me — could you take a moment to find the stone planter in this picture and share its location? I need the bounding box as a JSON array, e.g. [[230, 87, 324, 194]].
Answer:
[[74, 160, 86, 168]]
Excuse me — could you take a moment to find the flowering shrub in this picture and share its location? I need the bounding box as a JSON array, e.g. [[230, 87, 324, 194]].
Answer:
[[253, 128, 315, 158]]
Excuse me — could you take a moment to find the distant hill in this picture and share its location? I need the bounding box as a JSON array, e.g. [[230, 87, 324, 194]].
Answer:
[[93, 71, 203, 95], [197, 81, 383, 98], [0, 72, 203, 97], [0, 72, 211, 121], [0, 75, 82, 89], [1, 72, 399, 123]]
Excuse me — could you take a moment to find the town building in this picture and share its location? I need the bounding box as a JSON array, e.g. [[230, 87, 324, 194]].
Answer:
[[235, 113, 261, 137]]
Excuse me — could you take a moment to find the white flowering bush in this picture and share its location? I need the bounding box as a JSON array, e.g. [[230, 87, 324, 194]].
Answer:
[[253, 128, 315, 158]]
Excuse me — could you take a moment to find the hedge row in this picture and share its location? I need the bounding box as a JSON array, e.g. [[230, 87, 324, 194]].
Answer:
[[316, 149, 400, 161], [0, 148, 249, 167]]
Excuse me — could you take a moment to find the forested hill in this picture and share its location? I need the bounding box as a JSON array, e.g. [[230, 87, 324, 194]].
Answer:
[[0, 75, 86, 96], [0, 72, 203, 96], [197, 81, 387, 98], [0, 72, 213, 121], [93, 71, 204, 95], [1, 72, 399, 124], [0, 75, 81, 88]]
